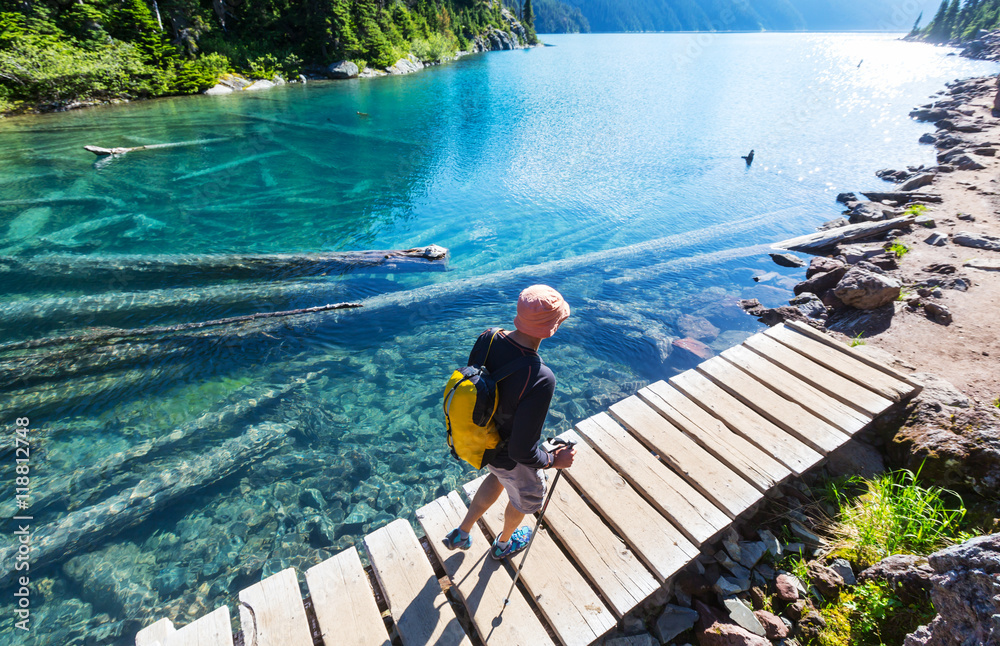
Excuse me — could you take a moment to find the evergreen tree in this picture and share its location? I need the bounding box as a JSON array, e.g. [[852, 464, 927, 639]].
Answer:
[[523, 0, 536, 43], [927, 0, 951, 42], [910, 11, 922, 35], [944, 0, 961, 38]]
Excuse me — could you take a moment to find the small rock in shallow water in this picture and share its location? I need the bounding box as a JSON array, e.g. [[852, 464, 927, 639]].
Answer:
[[770, 252, 806, 268]]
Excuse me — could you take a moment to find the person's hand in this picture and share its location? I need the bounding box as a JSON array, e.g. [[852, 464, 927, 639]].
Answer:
[[551, 444, 576, 469]]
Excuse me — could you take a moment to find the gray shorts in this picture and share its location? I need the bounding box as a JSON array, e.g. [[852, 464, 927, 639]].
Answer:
[[487, 462, 547, 514]]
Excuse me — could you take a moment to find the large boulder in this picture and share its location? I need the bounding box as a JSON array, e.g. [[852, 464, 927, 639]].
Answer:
[[833, 267, 901, 310], [387, 55, 424, 75], [889, 374, 1000, 497], [860, 554, 935, 602], [900, 173, 935, 191], [326, 60, 359, 79], [904, 533, 1000, 646]]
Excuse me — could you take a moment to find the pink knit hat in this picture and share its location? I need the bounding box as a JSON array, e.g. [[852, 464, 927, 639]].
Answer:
[[514, 285, 570, 339]]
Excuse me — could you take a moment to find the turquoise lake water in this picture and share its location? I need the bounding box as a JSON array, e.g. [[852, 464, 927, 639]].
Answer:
[[0, 32, 996, 644]]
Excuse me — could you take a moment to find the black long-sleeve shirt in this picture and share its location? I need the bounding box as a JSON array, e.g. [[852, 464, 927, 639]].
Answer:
[[468, 328, 555, 470]]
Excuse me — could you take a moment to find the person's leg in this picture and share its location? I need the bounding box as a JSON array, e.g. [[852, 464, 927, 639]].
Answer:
[[458, 473, 502, 533], [497, 500, 525, 543]]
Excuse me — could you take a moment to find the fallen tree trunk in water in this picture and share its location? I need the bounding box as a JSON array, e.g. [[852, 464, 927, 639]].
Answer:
[[771, 214, 919, 254], [0, 279, 350, 333], [83, 138, 230, 157], [859, 191, 942, 204], [30, 371, 323, 515], [0, 245, 447, 291], [0, 421, 292, 586]]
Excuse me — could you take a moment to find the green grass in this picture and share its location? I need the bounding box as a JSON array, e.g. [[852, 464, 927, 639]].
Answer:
[[903, 204, 928, 217], [993, 397, 999, 408], [850, 332, 866, 347], [824, 468, 965, 569], [887, 242, 910, 259], [814, 580, 936, 646]]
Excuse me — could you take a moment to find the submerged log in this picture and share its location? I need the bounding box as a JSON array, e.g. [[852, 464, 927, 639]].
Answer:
[[0, 300, 362, 357], [0, 421, 292, 585], [30, 371, 324, 515], [0, 245, 448, 291], [83, 138, 231, 157], [0, 279, 349, 334], [772, 214, 919, 254]]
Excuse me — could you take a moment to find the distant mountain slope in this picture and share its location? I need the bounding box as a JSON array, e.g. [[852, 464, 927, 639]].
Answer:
[[536, 0, 933, 33]]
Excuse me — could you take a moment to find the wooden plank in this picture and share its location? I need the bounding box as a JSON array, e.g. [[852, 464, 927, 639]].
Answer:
[[238, 568, 312, 646], [416, 493, 555, 646], [575, 412, 729, 545], [167, 607, 234, 646], [608, 396, 762, 519], [305, 547, 391, 646], [720, 344, 871, 435], [668, 371, 823, 475], [697, 356, 851, 454], [463, 477, 616, 646], [742, 334, 894, 417], [637, 381, 791, 491], [362, 519, 471, 646], [521, 462, 659, 617], [784, 321, 923, 392], [764, 325, 914, 401], [136, 618, 175, 646], [557, 429, 699, 582]]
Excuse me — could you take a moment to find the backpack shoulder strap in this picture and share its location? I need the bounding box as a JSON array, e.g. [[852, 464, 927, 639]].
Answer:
[[470, 327, 504, 366]]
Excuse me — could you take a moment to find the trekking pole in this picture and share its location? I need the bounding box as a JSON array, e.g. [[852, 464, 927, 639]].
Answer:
[[501, 438, 576, 607]]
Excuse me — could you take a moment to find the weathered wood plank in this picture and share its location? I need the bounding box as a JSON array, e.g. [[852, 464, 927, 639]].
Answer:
[[166, 607, 234, 646], [784, 321, 923, 393], [136, 617, 175, 646], [238, 568, 313, 646], [638, 381, 791, 492], [416, 493, 555, 646], [463, 477, 616, 646], [697, 356, 852, 454], [764, 325, 914, 401], [305, 547, 391, 646], [720, 344, 871, 435], [362, 519, 471, 646], [575, 412, 729, 545], [742, 334, 894, 417], [669, 371, 823, 475], [557, 429, 699, 582], [523, 459, 659, 618], [608, 396, 762, 519]]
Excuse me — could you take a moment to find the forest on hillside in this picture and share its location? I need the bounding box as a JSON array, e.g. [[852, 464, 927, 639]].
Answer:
[[0, 0, 534, 113], [920, 0, 1000, 41]]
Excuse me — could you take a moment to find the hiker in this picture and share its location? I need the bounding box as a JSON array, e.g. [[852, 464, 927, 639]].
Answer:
[[443, 284, 577, 560]]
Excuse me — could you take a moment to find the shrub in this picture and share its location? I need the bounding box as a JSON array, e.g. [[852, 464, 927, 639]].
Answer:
[[887, 241, 910, 259], [904, 204, 928, 217], [410, 32, 457, 62], [825, 468, 966, 569]]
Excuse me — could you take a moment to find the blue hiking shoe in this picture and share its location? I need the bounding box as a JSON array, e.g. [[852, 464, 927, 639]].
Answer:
[[442, 528, 472, 551], [490, 526, 531, 561]]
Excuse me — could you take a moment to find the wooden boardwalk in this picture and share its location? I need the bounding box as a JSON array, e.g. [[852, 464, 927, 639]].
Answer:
[[135, 321, 921, 646]]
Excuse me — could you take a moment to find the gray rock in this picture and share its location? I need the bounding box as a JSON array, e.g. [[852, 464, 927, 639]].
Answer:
[[722, 528, 742, 562], [924, 232, 948, 246], [245, 79, 275, 91], [758, 529, 782, 558], [829, 558, 856, 586], [860, 554, 934, 601], [387, 56, 424, 75], [298, 74, 307, 83], [789, 521, 821, 546], [910, 372, 969, 408], [326, 60, 359, 79], [903, 534, 1000, 646], [826, 439, 885, 480], [652, 604, 699, 643], [915, 215, 937, 228], [738, 542, 769, 569], [714, 574, 748, 596], [715, 550, 739, 571], [952, 154, 987, 170], [724, 598, 766, 637], [808, 563, 845, 600], [924, 302, 953, 325], [957, 212, 976, 221], [204, 83, 233, 95], [954, 231, 1000, 251], [770, 252, 807, 268], [900, 173, 935, 191], [677, 313, 720, 342], [965, 258, 1000, 271], [272, 75, 286, 85], [604, 633, 658, 646], [833, 267, 901, 310], [299, 488, 325, 510]]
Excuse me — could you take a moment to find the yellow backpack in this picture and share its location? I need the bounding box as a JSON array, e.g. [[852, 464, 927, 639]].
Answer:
[[443, 329, 537, 469]]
